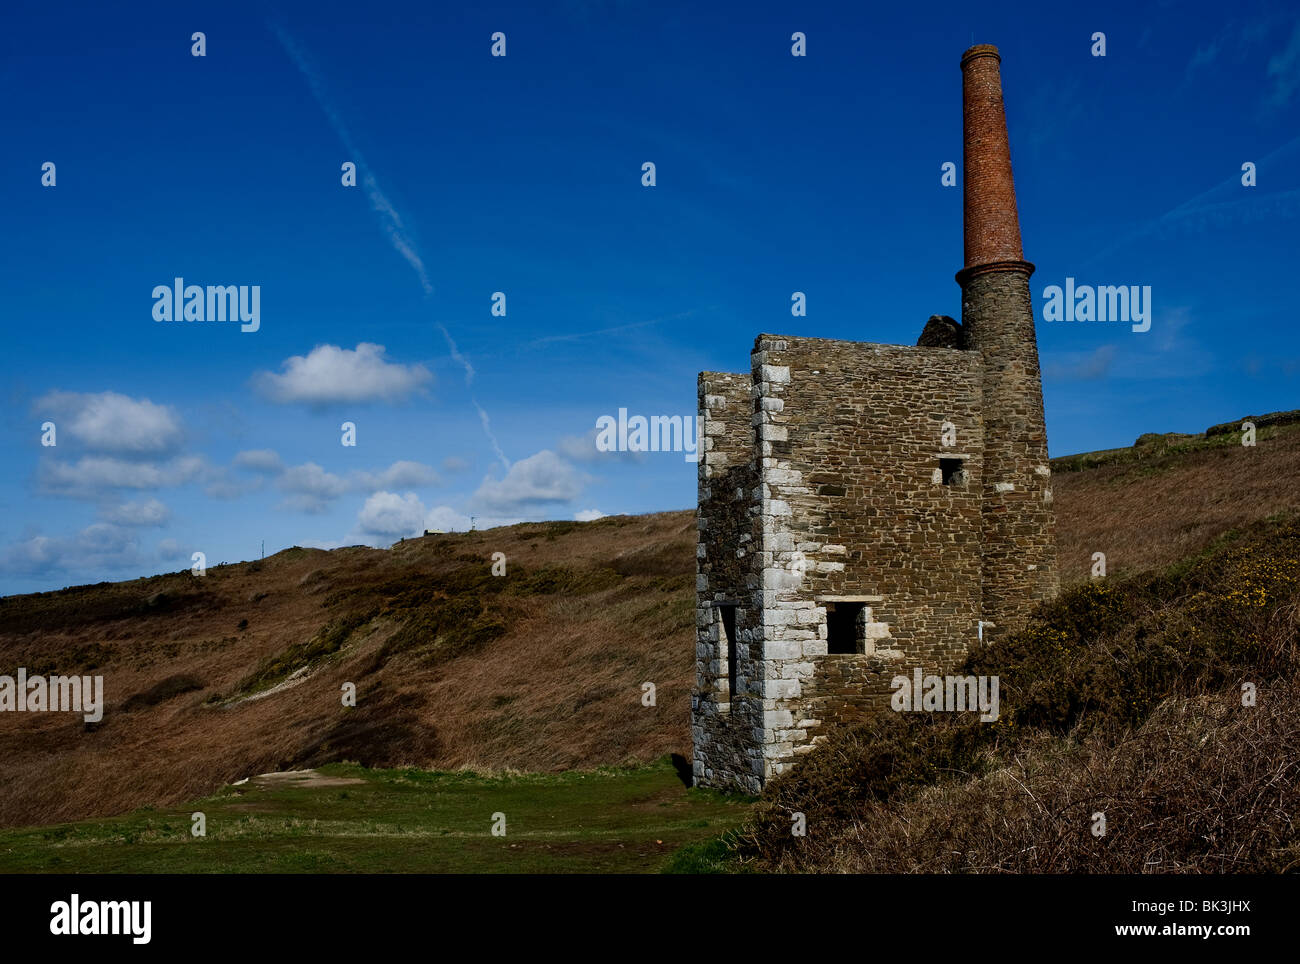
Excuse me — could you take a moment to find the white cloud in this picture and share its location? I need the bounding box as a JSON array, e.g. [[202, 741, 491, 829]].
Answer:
[[558, 430, 599, 462], [234, 449, 284, 473], [346, 496, 521, 545], [1044, 344, 1118, 382], [558, 426, 645, 463], [277, 462, 349, 498], [210, 451, 285, 499], [252, 343, 432, 406], [261, 459, 441, 513], [233, 452, 436, 492], [100, 498, 171, 527], [272, 461, 348, 513], [34, 391, 184, 454], [0, 523, 147, 578], [574, 508, 607, 522], [278, 494, 334, 515], [156, 538, 185, 560], [471, 450, 587, 514], [353, 460, 440, 491], [1, 535, 58, 574], [205, 471, 265, 500], [441, 456, 470, 473], [357, 491, 427, 537], [38, 455, 206, 496]]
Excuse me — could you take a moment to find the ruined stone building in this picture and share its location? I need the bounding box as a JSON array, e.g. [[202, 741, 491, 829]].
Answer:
[[692, 45, 1058, 792]]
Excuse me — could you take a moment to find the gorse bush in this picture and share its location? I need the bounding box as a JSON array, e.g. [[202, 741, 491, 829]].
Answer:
[[231, 609, 378, 697], [122, 674, 205, 712], [742, 714, 990, 859], [505, 565, 623, 596], [375, 595, 507, 667]]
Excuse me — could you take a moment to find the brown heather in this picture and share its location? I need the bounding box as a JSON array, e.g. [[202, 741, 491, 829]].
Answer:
[[753, 686, 1300, 873]]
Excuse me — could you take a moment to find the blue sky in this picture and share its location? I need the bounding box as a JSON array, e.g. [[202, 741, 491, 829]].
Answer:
[[2, 0, 1298, 595]]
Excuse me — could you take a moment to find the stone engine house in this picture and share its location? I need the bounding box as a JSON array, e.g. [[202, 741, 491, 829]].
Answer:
[[692, 45, 1059, 792]]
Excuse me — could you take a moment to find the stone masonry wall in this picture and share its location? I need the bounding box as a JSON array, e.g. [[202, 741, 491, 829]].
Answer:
[[960, 267, 1059, 636], [692, 371, 764, 791], [749, 335, 986, 781]]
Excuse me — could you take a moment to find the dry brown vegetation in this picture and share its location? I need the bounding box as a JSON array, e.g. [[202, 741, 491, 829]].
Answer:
[[0, 419, 1296, 836], [0, 514, 695, 827], [1052, 423, 1300, 585], [756, 687, 1300, 873]]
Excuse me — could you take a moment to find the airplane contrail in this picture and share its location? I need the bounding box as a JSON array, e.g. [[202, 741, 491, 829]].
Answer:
[[1081, 133, 1300, 268], [269, 20, 509, 471]]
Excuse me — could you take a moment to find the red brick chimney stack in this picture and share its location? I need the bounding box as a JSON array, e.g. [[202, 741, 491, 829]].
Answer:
[[959, 44, 1026, 272]]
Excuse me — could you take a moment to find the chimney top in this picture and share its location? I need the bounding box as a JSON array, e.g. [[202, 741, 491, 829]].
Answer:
[[960, 43, 1001, 67]]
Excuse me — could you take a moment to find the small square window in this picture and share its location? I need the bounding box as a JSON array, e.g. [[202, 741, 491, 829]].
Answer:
[[940, 458, 965, 486], [826, 602, 865, 654]]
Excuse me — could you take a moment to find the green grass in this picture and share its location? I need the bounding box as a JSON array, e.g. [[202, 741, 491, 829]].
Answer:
[[0, 758, 752, 874], [1050, 420, 1300, 474], [661, 829, 751, 874]]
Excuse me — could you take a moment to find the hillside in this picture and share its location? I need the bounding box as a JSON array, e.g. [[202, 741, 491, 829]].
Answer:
[[1, 415, 1298, 830], [0, 514, 697, 828]]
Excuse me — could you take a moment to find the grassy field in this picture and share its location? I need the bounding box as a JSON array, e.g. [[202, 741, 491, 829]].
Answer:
[[0, 757, 752, 874]]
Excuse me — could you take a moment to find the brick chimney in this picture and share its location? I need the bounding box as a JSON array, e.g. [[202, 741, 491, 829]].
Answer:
[[959, 44, 1025, 271], [956, 43, 1058, 635]]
